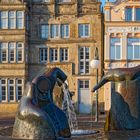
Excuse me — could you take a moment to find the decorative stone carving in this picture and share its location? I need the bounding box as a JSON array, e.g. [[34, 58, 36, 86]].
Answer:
[[108, 26, 140, 33]]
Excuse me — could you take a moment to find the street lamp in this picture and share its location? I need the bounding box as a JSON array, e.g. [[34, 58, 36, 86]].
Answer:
[[90, 47, 99, 122]]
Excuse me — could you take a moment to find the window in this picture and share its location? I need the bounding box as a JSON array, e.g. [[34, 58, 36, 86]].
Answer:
[[0, 79, 24, 102], [110, 38, 121, 60], [1, 79, 6, 102], [16, 11, 24, 29], [16, 79, 23, 101], [51, 24, 60, 38], [8, 79, 14, 102], [39, 48, 47, 63], [9, 43, 15, 62], [136, 8, 140, 21], [9, 11, 15, 29], [1, 43, 7, 62], [78, 24, 90, 38], [17, 43, 23, 62], [79, 80, 89, 89], [125, 8, 132, 21], [0, 42, 23, 63], [1, 11, 8, 29], [43, 0, 50, 2], [61, 24, 69, 38], [58, 0, 71, 2], [60, 48, 68, 61], [50, 48, 58, 62], [41, 25, 49, 39], [0, 11, 24, 29], [127, 38, 140, 60], [79, 47, 89, 74]]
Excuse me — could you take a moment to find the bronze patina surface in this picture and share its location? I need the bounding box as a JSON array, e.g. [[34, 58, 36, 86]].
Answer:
[[12, 68, 71, 139], [92, 65, 140, 131]]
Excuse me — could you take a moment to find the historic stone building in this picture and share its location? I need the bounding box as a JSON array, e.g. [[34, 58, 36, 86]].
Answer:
[[0, 0, 103, 115], [104, 0, 140, 110]]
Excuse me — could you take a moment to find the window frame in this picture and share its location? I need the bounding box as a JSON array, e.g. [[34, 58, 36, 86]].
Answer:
[[8, 79, 15, 102], [61, 24, 70, 38], [16, 42, 24, 63], [9, 11, 16, 29], [39, 48, 47, 63], [110, 38, 121, 60], [127, 38, 140, 60], [50, 48, 58, 62], [8, 42, 15, 63], [60, 48, 68, 62], [16, 11, 24, 29], [0, 79, 7, 102], [79, 47, 90, 74], [16, 79, 23, 101], [0, 11, 8, 29], [50, 24, 60, 39], [78, 24, 90, 38]]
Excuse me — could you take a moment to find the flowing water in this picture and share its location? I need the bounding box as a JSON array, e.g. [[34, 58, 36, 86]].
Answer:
[[62, 83, 78, 131], [62, 82, 98, 136]]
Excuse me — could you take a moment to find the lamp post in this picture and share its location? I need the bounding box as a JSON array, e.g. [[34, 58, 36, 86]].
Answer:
[[90, 47, 99, 122]]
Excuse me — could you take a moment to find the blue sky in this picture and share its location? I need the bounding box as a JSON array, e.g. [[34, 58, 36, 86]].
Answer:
[[101, 0, 106, 6]]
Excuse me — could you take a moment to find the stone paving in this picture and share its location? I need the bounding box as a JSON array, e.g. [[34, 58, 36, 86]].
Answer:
[[0, 114, 140, 139]]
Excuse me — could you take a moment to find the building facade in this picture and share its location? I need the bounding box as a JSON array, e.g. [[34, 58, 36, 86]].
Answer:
[[104, 0, 140, 110], [0, 0, 103, 115]]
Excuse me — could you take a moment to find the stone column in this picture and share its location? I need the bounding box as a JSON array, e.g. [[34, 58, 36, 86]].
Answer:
[[122, 33, 128, 60], [104, 32, 110, 60], [132, 7, 136, 21]]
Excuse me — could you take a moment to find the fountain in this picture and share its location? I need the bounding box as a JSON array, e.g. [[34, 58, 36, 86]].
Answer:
[[12, 67, 98, 140], [92, 65, 140, 131], [62, 82, 98, 137]]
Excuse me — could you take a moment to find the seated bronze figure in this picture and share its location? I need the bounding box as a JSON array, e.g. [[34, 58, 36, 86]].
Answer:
[[12, 68, 71, 139], [92, 65, 140, 131]]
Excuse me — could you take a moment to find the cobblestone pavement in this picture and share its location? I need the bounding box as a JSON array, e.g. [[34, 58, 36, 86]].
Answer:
[[0, 115, 140, 140]]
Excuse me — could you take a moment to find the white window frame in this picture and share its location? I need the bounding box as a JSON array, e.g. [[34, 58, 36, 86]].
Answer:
[[41, 24, 49, 39], [50, 48, 58, 62], [16, 79, 23, 101], [9, 11, 16, 29], [16, 11, 24, 29], [79, 47, 90, 74], [60, 48, 68, 62], [127, 38, 140, 60], [61, 24, 69, 38], [78, 24, 90, 38], [79, 80, 90, 89], [1, 11, 8, 29], [39, 48, 47, 63], [16, 42, 24, 63], [51, 24, 60, 39], [0, 79, 7, 102], [8, 42, 15, 63], [110, 38, 122, 60], [8, 79, 15, 102], [1, 43, 8, 63]]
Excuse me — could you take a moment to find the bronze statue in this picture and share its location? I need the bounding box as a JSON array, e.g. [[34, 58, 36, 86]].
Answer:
[[92, 65, 140, 131], [12, 68, 71, 139]]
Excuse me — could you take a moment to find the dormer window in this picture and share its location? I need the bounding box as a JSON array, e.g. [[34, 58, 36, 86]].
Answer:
[[125, 7, 140, 21], [125, 8, 132, 21]]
